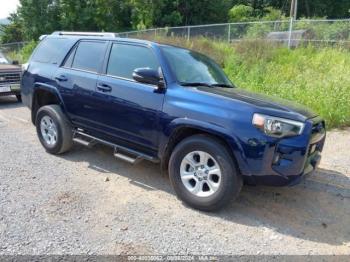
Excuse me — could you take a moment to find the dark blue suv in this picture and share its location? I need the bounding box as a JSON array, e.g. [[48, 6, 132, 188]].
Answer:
[[21, 32, 326, 211]]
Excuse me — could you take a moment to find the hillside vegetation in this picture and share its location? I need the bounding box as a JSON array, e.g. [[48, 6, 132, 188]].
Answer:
[[153, 37, 350, 129], [12, 39, 350, 129]]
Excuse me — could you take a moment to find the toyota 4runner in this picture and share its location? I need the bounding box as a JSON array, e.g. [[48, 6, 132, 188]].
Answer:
[[21, 32, 326, 211]]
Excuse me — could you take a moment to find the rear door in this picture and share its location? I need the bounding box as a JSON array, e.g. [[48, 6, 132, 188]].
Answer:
[[95, 42, 165, 150], [55, 40, 108, 127]]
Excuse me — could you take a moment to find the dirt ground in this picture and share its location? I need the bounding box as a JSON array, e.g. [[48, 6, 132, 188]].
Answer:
[[0, 96, 349, 255]]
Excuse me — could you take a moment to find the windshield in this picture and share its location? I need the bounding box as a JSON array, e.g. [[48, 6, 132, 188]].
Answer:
[[0, 53, 9, 64], [161, 46, 232, 86]]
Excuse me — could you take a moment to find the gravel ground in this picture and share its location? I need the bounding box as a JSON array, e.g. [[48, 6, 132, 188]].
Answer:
[[0, 96, 349, 255]]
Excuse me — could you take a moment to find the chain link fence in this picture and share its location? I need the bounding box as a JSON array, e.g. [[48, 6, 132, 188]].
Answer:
[[0, 19, 349, 56], [118, 19, 350, 47], [0, 42, 28, 61]]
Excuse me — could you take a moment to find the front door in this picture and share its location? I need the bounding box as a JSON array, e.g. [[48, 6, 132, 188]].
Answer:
[[95, 42, 165, 150]]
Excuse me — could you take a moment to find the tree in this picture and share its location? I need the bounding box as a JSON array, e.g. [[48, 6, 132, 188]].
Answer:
[[18, 0, 60, 40], [2, 0, 349, 43], [129, 0, 232, 29], [229, 4, 255, 22], [94, 0, 131, 31], [59, 0, 98, 31], [0, 13, 24, 43], [178, 0, 231, 25]]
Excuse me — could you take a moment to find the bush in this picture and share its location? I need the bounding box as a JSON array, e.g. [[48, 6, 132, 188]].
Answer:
[[294, 19, 350, 41], [228, 5, 254, 22], [224, 42, 350, 128], [153, 37, 350, 129], [7, 41, 37, 63], [11, 35, 350, 129]]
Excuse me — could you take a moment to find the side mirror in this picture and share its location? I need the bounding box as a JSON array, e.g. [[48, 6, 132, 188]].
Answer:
[[12, 60, 19, 65], [133, 68, 165, 89]]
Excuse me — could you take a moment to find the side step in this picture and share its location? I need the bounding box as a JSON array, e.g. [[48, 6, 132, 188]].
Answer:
[[114, 148, 141, 164], [73, 137, 95, 147], [73, 130, 159, 164]]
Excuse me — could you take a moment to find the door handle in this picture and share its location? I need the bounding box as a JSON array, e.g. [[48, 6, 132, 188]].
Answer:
[[55, 75, 68, 82], [97, 83, 112, 92]]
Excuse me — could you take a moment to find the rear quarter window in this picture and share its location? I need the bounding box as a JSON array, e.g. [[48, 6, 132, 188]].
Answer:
[[31, 38, 74, 64]]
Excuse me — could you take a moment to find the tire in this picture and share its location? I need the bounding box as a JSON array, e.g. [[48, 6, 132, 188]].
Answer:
[[35, 105, 73, 155], [169, 134, 242, 211], [16, 94, 22, 103]]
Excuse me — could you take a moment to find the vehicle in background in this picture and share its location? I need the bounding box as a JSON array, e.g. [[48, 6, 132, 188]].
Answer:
[[21, 32, 326, 211], [0, 52, 22, 102]]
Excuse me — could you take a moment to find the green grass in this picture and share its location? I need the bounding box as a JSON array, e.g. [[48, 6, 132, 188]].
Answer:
[[9, 37, 350, 128], [154, 37, 350, 129], [6, 41, 37, 64], [223, 42, 350, 129]]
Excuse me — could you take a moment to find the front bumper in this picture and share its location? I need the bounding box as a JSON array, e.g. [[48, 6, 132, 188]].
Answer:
[[243, 116, 326, 187], [249, 150, 322, 186], [0, 83, 21, 97]]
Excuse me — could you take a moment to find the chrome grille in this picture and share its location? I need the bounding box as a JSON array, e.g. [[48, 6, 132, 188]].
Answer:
[[0, 72, 21, 85]]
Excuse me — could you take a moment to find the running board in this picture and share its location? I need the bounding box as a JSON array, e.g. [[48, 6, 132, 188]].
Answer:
[[73, 137, 95, 147], [73, 130, 159, 164], [114, 148, 141, 164]]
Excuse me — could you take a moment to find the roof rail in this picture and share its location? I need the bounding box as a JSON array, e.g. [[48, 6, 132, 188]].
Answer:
[[39, 35, 48, 41], [52, 31, 118, 37]]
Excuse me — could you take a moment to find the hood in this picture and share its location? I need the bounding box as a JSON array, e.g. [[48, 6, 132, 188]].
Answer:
[[0, 64, 22, 71], [196, 87, 317, 119]]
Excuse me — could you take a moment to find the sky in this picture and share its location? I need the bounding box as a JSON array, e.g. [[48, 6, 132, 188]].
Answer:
[[0, 0, 20, 19]]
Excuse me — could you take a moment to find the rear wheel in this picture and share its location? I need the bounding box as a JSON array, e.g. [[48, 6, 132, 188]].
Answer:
[[35, 105, 73, 154], [169, 135, 242, 211]]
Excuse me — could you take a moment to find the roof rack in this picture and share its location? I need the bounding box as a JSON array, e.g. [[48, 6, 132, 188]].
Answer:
[[39, 35, 48, 41], [52, 31, 118, 37]]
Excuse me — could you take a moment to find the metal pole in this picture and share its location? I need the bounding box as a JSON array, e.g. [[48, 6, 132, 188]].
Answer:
[[294, 0, 298, 20], [228, 23, 231, 43], [187, 26, 191, 41], [288, 0, 297, 49], [288, 17, 293, 48]]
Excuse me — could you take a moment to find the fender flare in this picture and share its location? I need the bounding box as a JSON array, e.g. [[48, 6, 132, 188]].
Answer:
[[159, 118, 251, 176], [31, 82, 68, 124]]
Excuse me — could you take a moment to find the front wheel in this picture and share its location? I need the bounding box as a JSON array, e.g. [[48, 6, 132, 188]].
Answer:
[[35, 105, 73, 155], [169, 135, 242, 211]]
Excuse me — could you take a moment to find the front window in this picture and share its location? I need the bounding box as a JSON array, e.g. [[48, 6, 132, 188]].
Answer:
[[161, 46, 231, 86], [107, 43, 159, 80]]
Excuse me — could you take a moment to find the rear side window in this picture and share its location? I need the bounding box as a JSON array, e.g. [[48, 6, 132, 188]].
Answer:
[[31, 38, 73, 64], [71, 41, 107, 73], [107, 43, 159, 79]]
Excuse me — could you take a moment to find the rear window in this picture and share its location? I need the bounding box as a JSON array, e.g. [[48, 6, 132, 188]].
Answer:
[[72, 41, 107, 73], [31, 38, 73, 64]]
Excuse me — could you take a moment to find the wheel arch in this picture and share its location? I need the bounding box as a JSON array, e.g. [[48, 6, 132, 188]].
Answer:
[[31, 83, 66, 125], [159, 118, 247, 176]]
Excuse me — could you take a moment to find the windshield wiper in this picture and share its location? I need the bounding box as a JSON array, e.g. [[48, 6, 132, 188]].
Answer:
[[180, 82, 235, 88], [210, 83, 235, 88], [180, 82, 212, 87]]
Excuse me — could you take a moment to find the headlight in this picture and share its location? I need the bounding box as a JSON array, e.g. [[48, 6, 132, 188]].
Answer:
[[252, 113, 305, 138]]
